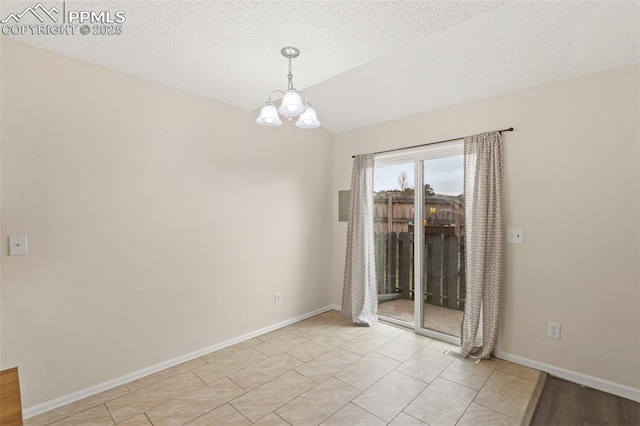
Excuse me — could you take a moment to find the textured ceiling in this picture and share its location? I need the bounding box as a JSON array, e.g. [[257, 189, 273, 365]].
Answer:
[[1, 1, 639, 134]]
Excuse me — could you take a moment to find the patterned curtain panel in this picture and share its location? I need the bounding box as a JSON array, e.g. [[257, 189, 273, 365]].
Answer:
[[461, 131, 504, 358], [341, 154, 378, 326]]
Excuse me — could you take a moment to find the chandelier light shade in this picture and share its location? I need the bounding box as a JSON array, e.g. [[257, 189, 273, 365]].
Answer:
[[296, 106, 321, 129], [256, 105, 282, 126], [256, 47, 321, 129], [278, 92, 305, 116]]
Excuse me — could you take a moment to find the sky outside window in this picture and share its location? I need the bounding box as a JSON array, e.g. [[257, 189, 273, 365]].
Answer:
[[375, 155, 463, 195]]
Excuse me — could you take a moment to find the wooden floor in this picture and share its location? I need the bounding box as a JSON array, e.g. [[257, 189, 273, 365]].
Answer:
[[0, 367, 23, 426], [531, 375, 640, 426]]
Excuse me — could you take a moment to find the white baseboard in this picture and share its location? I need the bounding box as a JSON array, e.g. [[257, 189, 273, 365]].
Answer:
[[332, 305, 640, 402], [23, 305, 335, 419], [495, 349, 640, 403]]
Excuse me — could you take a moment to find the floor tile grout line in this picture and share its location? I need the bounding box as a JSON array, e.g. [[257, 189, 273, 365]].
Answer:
[[104, 403, 118, 425], [435, 380, 476, 425], [461, 397, 523, 424], [295, 349, 363, 380], [191, 368, 208, 384], [474, 364, 530, 421], [40, 402, 112, 426], [169, 401, 230, 426], [436, 357, 495, 424], [437, 373, 484, 393], [400, 409, 432, 425], [393, 368, 431, 386], [226, 368, 315, 419], [226, 374, 252, 393], [454, 401, 475, 426], [232, 375, 317, 423], [193, 370, 208, 386], [331, 370, 382, 394], [274, 411, 293, 425], [391, 375, 436, 424], [468, 359, 500, 391], [143, 412, 153, 425], [118, 375, 207, 424], [254, 411, 292, 425], [123, 358, 209, 393], [285, 350, 314, 364], [350, 396, 399, 424], [227, 403, 252, 424], [31, 387, 132, 426], [312, 398, 359, 426], [472, 398, 525, 422], [225, 353, 307, 391]]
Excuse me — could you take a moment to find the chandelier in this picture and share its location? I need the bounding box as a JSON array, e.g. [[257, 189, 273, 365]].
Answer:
[[256, 47, 321, 129]]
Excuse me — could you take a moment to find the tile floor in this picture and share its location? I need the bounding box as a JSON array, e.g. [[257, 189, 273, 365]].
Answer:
[[25, 310, 540, 426]]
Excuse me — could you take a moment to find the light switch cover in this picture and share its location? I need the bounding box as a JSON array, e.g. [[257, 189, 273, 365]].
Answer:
[[9, 235, 28, 256], [507, 228, 524, 244]]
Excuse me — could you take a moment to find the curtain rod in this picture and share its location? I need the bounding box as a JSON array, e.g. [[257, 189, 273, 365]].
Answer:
[[351, 127, 514, 158]]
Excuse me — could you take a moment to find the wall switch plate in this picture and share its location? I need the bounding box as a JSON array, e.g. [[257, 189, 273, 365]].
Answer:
[[547, 322, 561, 339], [507, 228, 525, 244], [9, 235, 28, 256], [274, 292, 282, 305]]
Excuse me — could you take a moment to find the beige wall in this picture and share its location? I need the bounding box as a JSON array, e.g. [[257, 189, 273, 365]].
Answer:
[[332, 64, 640, 390], [0, 38, 334, 408]]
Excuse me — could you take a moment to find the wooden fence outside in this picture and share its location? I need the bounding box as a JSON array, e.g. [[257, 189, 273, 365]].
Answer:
[[375, 231, 466, 311], [373, 194, 465, 234]]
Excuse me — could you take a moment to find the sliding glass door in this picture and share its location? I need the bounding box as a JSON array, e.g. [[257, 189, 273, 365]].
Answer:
[[420, 154, 465, 339], [373, 161, 415, 325], [374, 142, 465, 344]]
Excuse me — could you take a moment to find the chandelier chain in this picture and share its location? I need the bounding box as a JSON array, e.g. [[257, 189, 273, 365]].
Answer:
[[287, 56, 294, 91]]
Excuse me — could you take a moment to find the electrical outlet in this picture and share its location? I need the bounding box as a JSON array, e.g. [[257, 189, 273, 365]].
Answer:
[[274, 292, 282, 305], [547, 322, 561, 339]]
